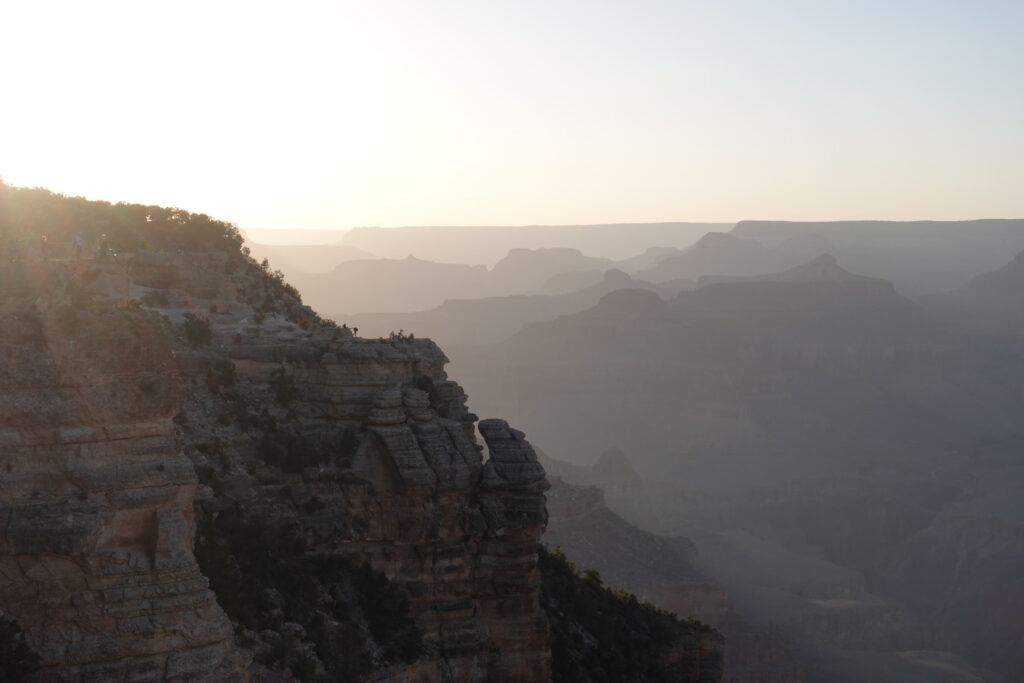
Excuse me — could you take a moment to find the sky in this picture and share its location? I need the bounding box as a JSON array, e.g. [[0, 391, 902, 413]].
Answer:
[[2, 0, 1023, 229]]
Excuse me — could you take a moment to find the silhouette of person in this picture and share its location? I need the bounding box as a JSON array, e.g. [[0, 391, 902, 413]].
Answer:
[[40, 235, 48, 261], [74, 234, 84, 261]]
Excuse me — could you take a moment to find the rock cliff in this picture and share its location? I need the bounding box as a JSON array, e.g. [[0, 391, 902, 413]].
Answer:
[[0, 263, 247, 681], [0, 251, 553, 681], [0, 180, 726, 682], [0, 241, 721, 682]]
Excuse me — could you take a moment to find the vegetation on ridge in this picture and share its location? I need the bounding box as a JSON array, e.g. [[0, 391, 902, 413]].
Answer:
[[0, 180, 245, 255], [0, 614, 40, 682], [539, 546, 719, 683], [0, 180, 341, 331], [195, 505, 422, 681]]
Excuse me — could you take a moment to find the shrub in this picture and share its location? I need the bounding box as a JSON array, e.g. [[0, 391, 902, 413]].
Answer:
[[336, 428, 359, 466], [539, 545, 717, 683], [141, 290, 170, 307], [257, 431, 329, 474], [183, 313, 212, 348], [269, 367, 296, 406], [0, 615, 40, 682], [194, 506, 421, 682], [205, 361, 236, 393]]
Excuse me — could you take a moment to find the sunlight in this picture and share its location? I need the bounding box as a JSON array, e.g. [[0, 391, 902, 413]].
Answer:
[[2, 5, 1023, 681], [2, 1, 1022, 228]]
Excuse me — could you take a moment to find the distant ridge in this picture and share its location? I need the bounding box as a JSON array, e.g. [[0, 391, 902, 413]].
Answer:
[[242, 228, 350, 245], [729, 219, 1024, 296], [731, 219, 1024, 245], [244, 242, 375, 275], [340, 222, 728, 264], [924, 247, 1024, 334], [342, 268, 686, 345], [698, 253, 892, 291], [636, 231, 832, 283]]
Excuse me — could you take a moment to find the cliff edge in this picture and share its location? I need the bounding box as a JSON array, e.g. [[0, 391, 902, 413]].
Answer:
[[0, 183, 723, 683]]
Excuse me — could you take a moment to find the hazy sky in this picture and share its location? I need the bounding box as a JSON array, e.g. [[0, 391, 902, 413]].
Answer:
[[3, 1, 1022, 229]]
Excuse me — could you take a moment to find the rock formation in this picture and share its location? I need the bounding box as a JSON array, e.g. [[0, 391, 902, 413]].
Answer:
[[0, 252, 550, 681], [0, 178, 728, 682], [0, 268, 248, 681], [0, 245, 719, 682]]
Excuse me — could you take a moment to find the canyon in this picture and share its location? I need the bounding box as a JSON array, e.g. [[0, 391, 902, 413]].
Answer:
[[0, 216, 722, 682]]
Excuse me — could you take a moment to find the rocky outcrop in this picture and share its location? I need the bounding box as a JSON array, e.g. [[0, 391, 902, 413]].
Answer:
[[0, 255, 558, 681], [176, 297, 554, 681], [0, 248, 721, 682]]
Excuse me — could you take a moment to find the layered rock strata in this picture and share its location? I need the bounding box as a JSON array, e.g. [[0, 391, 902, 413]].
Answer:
[[0, 291, 248, 681], [0, 254, 720, 682], [0, 257, 554, 681], [188, 327, 553, 682]]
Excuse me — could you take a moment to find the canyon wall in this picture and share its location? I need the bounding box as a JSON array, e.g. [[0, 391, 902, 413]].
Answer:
[[0, 253, 721, 682], [0, 265, 248, 681]]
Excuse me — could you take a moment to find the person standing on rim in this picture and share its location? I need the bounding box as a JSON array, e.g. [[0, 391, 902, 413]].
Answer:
[[74, 234, 84, 261], [40, 235, 48, 261]]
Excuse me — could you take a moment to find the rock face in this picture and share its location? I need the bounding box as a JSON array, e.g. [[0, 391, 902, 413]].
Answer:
[[189, 329, 553, 682], [0, 256, 557, 682], [0, 283, 247, 680], [0, 251, 723, 682]]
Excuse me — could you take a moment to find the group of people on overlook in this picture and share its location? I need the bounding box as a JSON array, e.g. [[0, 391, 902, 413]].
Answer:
[[5, 233, 113, 263]]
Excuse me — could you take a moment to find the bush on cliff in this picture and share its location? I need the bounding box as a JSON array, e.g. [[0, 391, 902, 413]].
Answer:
[[0, 180, 244, 255], [539, 545, 718, 683], [183, 313, 213, 348], [0, 614, 40, 682], [0, 180, 341, 333], [195, 505, 421, 682]]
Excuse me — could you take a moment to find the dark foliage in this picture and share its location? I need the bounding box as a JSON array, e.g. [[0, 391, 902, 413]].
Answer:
[[256, 425, 360, 474], [183, 313, 212, 348], [0, 615, 40, 682], [205, 360, 236, 394], [539, 546, 716, 683], [269, 367, 296, 406], [0, 181, 244, 256], [140, 289, 170, 307], [258, 432, 318, 473], [194, 505, 420, 682], [336, 428, 360, 466], [0, 179, 344, 333]]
